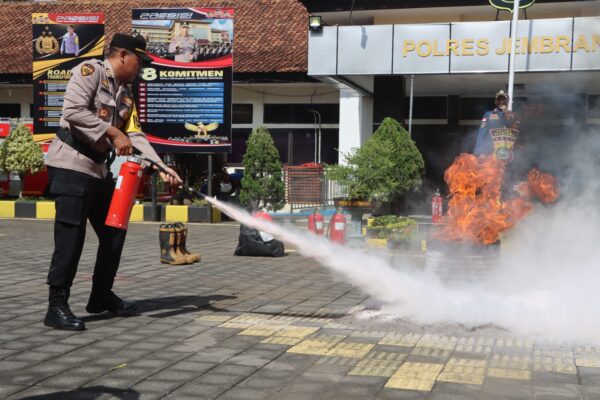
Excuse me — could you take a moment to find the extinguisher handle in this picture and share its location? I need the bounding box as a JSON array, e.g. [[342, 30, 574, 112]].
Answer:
[[132, 147, 206, 200]]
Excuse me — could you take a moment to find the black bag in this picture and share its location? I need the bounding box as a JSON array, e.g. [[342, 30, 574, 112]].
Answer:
[[234, 225, 284, 257]]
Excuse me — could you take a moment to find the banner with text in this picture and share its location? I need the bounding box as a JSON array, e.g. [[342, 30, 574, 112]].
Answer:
[[132, 7, 233, 153], [32, 13, 105, 141]]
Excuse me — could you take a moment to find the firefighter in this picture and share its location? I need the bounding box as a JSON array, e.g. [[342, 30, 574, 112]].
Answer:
[[474, 90, 521, 162], [43, 33, 182, 331]]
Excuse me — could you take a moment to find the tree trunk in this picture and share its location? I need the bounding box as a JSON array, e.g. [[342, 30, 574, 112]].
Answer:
[[18, 172, 24, 198]]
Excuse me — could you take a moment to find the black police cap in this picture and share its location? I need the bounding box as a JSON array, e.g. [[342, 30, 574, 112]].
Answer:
[[110, 33, 152, 63]]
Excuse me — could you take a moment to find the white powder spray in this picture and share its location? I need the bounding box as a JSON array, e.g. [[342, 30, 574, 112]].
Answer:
[[205, 134, 600, 341]]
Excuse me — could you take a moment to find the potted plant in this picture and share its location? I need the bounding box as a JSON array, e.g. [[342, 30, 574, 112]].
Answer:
[[0, 124, 45, 217], [326, 117, 425, 215], [366, 215, 418, 249]]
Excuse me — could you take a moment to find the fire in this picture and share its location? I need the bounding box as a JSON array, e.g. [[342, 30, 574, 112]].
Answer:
[[435, 154, 559, 245], [527, 168, 560, 203]]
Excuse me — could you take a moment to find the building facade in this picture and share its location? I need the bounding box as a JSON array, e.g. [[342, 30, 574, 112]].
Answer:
[[303, 0, 600, 188]]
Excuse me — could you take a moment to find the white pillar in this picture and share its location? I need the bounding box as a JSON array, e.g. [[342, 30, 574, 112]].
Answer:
[[338, 88, 373, 164]]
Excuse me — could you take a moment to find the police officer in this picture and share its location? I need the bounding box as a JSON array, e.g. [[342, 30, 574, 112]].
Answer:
[[474, 90, 521, 162], [168, 23, 196, 62], [44, 33, 182, 331], [60, 25, 79, 56]]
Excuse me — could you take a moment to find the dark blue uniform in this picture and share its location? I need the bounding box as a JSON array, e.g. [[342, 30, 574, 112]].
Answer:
[[474, 108, 520, 162]]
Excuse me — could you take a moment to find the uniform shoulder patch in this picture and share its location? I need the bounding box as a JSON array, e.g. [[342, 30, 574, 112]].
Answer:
[[81, 63, 95, 76]]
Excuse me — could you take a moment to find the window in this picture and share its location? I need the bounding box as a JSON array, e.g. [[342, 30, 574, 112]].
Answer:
[[460, 98, 494, 120], [232, 104, 253, 124], [403, 97, 448, 120], [229, 128, 339, 166], [588, 95, 600, 120], [264, 104, 339, 124], [0, 104, 21, 118]]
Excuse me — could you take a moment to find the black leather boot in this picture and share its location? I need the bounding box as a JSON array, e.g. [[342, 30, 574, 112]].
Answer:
[[44, 286, 85, 331], [86, 290, 137, 315]]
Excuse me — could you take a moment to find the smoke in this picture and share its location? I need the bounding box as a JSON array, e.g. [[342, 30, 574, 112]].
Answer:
[[205, 130, 600, 341]]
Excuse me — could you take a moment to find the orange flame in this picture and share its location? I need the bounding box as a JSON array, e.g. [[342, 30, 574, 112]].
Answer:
[[435, 154, 559, 245], [527, 169, 560, 203]]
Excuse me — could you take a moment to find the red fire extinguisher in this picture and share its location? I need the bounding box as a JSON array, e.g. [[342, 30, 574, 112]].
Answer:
[[308, 208, 324, 236], [328, 208, 346, 244], [252, 211, 274, 242], [432, 189, 443, 223], [105, 156, 144, 230], [252, 211, 273, 222]]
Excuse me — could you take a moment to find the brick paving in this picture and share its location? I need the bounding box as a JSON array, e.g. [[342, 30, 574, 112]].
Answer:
[[0, 219, 597, 399]]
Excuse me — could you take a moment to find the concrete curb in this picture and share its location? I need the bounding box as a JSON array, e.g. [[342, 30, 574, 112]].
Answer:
[[0, 201, 221, 223]]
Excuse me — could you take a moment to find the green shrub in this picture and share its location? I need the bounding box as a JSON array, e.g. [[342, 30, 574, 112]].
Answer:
[[240, 126, 285, 211], [326, 117, 424, 203], [367, 215, 417, 240]]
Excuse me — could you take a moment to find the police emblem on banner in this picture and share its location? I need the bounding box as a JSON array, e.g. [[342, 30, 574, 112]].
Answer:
[[489, 0, 535, 13], [490, 127, 519, 162]]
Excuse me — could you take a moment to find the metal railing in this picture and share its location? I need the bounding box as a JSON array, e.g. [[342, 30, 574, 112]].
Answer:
[[283, 165, 347, 213]]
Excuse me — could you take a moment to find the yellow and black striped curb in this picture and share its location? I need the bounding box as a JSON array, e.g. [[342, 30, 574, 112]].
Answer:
[[0, 201, 221, 223]]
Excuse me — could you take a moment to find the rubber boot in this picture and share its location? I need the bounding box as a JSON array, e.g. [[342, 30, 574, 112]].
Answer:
[[44, 286, 85, 331], [159, 224, 188, 265], [174, 222, 201, 262], [172, 223, 194, 264]]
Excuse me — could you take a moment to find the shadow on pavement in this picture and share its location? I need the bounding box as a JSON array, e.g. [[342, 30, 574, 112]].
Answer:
[[81, 294, 236, 322], [18, 386, 139, 400]]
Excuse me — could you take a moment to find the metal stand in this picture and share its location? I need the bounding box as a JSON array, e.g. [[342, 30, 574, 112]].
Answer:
[[346, 208, 365, 247], [207, 154, 213, 221], [151, 172, 159, 221]]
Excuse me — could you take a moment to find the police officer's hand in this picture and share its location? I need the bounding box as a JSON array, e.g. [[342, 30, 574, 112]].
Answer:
[[106, 126, 133, 156], [157, 165, 182, 187]]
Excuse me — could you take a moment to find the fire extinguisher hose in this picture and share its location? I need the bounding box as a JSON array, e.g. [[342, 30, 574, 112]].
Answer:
[[132, 147, 206, 200]]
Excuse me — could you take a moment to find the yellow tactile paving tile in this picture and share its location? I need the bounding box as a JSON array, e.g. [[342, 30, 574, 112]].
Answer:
[[238, 324, 284, 337], [534, 349, 573, 358], [488, 354, 531, 370], [454, 344, 492, 354], [415, 335, 457, 351], [219, 322, 256, 329], [378, 333, 422, 347], [384, 362, 444, 391], [454, 337, 493, 354], [494, 338, 533, 349], [287, 345, 331, 355], [316, 356, 359, 366], [349, 354, 406, 377], [575, 358, 600, 368], [276, 326, 319, 338], [456, 337, 495, 347], [385, 377, 437, 391], [196, 315, 233, 322], [228, 313, 273, 323], [366, 351, 407, 361], [446, 357, 487, 368], [411, 347, 451, 358], [533, 360, 577, 374], [575, 346, 600, 354], [454, 337, 494, 354], [351, 330, 388, 338], [261, 336, 302, 346], [287, 334, 347, 355], [326, 342, 375, 358], [487, 368, 531, 380], [533, 351, 577, 374], [323, 322, 350, 329], [437, 365, 486, 385]]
